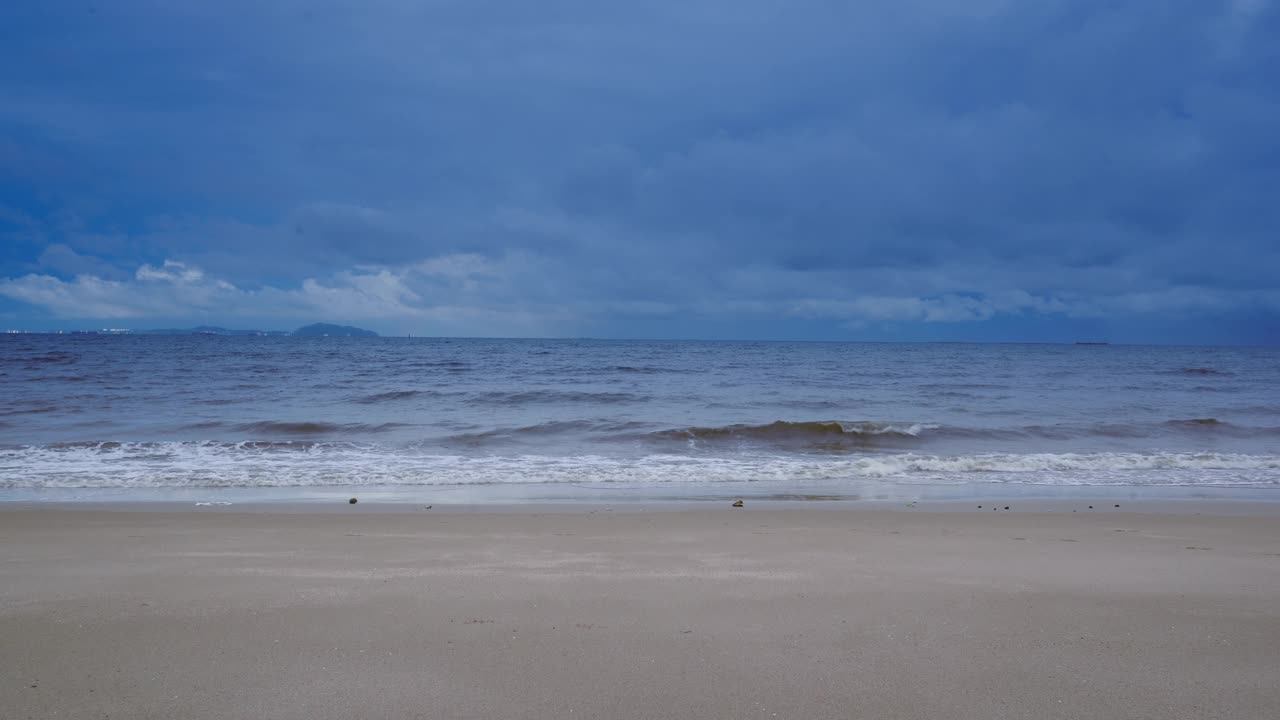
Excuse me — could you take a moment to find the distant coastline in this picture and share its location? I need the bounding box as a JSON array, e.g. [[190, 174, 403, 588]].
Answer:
[[2, 323, 379, 337]]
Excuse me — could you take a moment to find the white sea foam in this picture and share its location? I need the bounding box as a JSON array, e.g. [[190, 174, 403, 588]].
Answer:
[[1, 442, 1278, 489], [839, 422, 939, 436]]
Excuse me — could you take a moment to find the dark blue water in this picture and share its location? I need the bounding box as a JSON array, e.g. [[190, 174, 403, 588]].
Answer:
[[2, 336, 1278, 497]]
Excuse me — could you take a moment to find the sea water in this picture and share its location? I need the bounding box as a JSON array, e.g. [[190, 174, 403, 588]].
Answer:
[[2, 336, 1278, 502]]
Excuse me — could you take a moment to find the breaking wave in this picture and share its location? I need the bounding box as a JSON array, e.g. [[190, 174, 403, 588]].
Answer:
[[669, 420, 936, 438], [643, 419, 1280, 449], [2, 442, 1277, 489], [651, 421, 936, 448]]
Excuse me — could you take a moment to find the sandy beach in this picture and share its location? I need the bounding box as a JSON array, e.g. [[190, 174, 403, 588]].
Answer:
[[3, 502, 1278, 719]]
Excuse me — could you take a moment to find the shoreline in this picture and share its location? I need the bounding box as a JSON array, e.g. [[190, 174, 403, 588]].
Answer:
[[4, 498, 1280, 517], [3, 480, 1277, 510]]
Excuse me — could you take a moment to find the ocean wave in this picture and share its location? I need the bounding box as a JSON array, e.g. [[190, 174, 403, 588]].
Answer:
[[2, 443, 1277, 489], [410, 360, 470, 367], [231, 421, 411, 435], [444, 420, 656, 444], [178, 421, 226, 431], [750, 399, 847, 410], [0, 406, 61, 417], [1222, 405, 1280, 416], [351, 390, 466, 404], [354, 390, 425, 403], [2, 351, 76, 364], [610, 365, 685, 374], [1166, 417, 1223, 427], [469, 390, 646, 406], [31, 440, 331, 453], [403, 360, 471, 371], [655, 420, 937, 444], [643, 418, 1280, 449], [1161, 418, 1280, 436], [1169, 367, 1233, 377]]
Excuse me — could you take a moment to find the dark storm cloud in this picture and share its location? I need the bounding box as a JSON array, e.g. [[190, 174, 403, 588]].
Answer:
[[0, 1, 1277, 342]]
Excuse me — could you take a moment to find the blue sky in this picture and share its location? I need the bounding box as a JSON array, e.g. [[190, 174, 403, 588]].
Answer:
[[1, 1, 1277, 343]]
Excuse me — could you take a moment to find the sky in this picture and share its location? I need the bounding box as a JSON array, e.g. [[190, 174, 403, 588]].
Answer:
[[1, 1, 1278, 344]]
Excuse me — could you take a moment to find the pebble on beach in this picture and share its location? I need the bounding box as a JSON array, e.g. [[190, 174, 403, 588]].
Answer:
[[732, 500, 744, 508], [348, 498, 358, 504]]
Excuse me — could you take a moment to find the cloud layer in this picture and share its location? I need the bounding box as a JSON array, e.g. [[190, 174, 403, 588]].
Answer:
[[1, 1, 1277, 342]]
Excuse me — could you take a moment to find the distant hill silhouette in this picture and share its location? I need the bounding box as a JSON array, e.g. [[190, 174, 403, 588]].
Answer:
[[87, 323, 377, 336], [136, 326, 288, 336], [292, 323, 378, 337]]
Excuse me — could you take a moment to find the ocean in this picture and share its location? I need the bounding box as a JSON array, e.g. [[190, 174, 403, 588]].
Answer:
[[2, 336, 1278, 502]]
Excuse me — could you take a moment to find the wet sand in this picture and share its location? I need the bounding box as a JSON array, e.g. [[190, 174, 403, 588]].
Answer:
[[3, 503, 1279, 719]]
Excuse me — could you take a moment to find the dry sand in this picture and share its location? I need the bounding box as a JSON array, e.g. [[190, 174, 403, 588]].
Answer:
[[2, 502, 1278, 719]]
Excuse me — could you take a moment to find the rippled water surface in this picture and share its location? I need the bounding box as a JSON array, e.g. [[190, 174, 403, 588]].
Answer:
[[3, 336, 1278, 495]]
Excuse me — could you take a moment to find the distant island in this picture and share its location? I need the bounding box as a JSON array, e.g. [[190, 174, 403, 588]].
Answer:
[[292, 323, 379, 337], [14, 323, 380, 337], [135, 325, 290, 336]]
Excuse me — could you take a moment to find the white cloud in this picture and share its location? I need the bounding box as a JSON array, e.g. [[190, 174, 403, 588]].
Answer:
[[1, 261, 415, 322], [135, 260, 209, 284], [3, 252, 1279, 337], [0, 255, 577, 335], [0, 274, 143, 319]]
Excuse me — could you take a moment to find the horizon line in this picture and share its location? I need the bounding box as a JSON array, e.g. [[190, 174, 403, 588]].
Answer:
[[2, 330, 1273, 349]]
